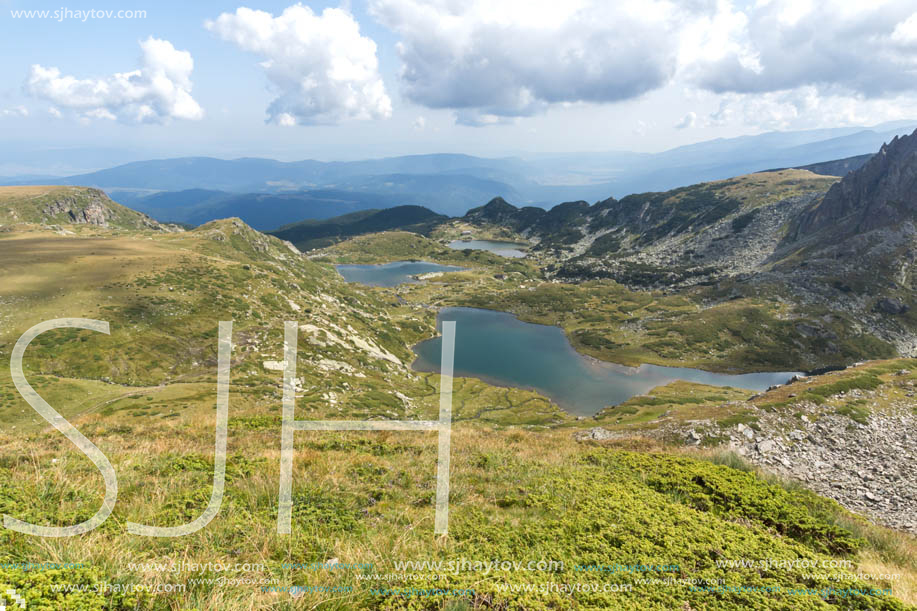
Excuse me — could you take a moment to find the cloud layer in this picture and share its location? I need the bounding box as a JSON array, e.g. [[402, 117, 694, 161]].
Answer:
[[368, 0, 917, 126], [689, 1, 917, 97], [370, 0, 694, 124], [18, 1, 917, 131], [26, 37, 203, 123], [206, 5, 392, 125]]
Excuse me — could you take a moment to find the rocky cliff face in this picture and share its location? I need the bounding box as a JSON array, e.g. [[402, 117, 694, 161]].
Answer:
[[794, 129, 917, 237], [0, 185, 171, 231], [42, 189, 116, 226]]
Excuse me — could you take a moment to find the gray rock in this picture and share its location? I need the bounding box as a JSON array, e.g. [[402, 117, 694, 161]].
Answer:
[[574, 427, 618, 441], [875, 297, 909, 315]]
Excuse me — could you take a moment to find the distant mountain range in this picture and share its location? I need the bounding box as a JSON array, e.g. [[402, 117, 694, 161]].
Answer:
[[117, 188, 423, 231], [3, 121, 916, 227], [456, 129, 917, 357]]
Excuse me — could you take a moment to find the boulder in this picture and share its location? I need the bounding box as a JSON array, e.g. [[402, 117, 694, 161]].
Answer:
[[874, 297, 909, 315]]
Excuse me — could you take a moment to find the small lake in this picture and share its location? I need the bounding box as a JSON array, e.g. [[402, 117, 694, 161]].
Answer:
[[412, 307, 800, 416], [336, 261, 464, 287], [448, 239, 528, 258]]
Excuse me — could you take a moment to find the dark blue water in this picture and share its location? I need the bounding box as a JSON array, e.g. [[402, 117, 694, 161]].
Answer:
[[412, 307, 799, 416], [336, 262, 464, 287], [448, 240, 528, 258]]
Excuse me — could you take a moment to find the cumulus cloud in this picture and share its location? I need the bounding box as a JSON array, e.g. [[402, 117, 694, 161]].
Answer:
[[689, 1, 917, 97], [25, 37, 203, 123], [675, 111, 696, 129], [206, 4, 392, 125], [369, 0, 703, 124], [412, 115, 426, 130], [365, 0, 917, 126]]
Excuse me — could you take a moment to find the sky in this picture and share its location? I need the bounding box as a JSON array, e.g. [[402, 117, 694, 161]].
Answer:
[[1, 0, 917, 170]]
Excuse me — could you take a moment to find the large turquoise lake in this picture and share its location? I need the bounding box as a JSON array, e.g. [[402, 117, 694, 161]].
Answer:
[[412, 307, 799, 416], [336, 261, 463, 287]]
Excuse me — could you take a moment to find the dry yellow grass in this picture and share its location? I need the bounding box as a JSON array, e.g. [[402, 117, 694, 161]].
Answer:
[[0, 185, 77, 202]]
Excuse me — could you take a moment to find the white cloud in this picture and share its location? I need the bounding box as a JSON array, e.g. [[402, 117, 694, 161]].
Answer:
[[455, 111, 517, 127], [412, 115, 426, 130], [206, 4, 392, 125], [369, 0, 705, 124], [707, 87, 917, 131], [675, 111, 696, 129], [1, 105, 28, 118], [47, 107, 62, 119], [892, 12, 917, 45], [367, 0, 917, 128], [689, 1, 917, 97], [25, 37, 203, 124]]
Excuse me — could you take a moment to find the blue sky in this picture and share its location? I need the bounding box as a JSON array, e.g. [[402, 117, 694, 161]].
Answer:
[[2, 0, 917, 171]]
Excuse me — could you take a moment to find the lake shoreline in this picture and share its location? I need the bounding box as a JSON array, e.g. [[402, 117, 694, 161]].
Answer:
[[411, 306, 799, 416]]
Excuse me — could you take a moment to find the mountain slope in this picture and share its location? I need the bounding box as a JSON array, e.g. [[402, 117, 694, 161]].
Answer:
[[458, 131, 917, 361], [464, 170, 837, 272], [270, 205, 447, 250], [794, 133, 917, 236], [1, 191, 916, 609], [0, 186, 166, 230]]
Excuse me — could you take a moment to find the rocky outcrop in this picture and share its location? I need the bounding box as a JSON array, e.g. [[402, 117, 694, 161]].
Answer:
[[37, 187, 166, 230], [42, 188, 121, 226], [43, 194, 111, 226], [793, 129, 917, 237], [575, 369, 917, 533], [875, 297, 909, 316], [725, 402, 917, 533]]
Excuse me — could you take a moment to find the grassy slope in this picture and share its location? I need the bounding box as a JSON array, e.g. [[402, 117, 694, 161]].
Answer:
[[0, 194, 913, 608], [0, 186, 158, 230], [2, 424, 915, 610]]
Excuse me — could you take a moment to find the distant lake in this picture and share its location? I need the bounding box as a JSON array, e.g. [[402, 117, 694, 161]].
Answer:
[[412, 307, 800, 416], [336, 261, 464, 287], [448, 239, 528, 258]]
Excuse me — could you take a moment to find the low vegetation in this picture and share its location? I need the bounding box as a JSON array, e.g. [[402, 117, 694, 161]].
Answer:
[[1, 187, 915, 609]]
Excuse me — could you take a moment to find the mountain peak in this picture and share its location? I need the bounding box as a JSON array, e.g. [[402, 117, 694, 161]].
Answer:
[[483, 196, 517, 211], [463, 196, 521, 224], [795, 128, 917, 236]]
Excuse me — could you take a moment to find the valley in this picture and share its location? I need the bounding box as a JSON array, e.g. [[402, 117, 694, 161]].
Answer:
[[1, 132, 917, 610], [6, 4, 917, 609]]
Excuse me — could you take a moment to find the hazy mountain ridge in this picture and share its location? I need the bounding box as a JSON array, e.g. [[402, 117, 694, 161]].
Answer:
[[5, 122, 916, 227], [122, 188, 409, 230]]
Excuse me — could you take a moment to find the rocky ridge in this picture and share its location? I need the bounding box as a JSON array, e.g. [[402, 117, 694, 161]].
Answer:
[[576, 368, 917, 532]]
